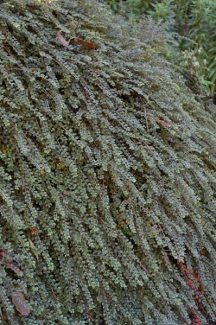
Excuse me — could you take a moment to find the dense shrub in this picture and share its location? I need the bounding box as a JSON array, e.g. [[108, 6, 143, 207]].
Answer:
[[0, 0, 216, 324]]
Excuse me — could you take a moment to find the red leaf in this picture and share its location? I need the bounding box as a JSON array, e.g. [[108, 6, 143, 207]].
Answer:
[[31, 227, 37, 236], [77, 38, 96, 50], [186, 280, 196, 291], [160, 120, 171, 127], [11, 292, 30, 316], [194, 316, 202, 325], [155, 118, 171, 127]]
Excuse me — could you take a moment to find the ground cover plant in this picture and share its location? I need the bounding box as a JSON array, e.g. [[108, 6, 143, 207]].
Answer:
[[0, 0, 216, 324]]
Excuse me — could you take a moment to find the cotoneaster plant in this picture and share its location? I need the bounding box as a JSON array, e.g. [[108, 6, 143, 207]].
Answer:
[[0, 0, 216, 324]]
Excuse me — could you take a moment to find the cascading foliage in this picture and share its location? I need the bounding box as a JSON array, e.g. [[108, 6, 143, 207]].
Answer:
[[0, 0, 216, 324]]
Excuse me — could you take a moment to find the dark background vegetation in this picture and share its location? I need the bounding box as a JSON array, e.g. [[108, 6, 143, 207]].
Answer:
[[105, 0, 216, 93]]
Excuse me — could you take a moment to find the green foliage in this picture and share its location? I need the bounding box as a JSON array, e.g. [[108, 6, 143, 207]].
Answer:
[[104, 0, 216, 93], [182, 0, 216, 91], [106, 0, 151, 15], [154, 0, 216, 92], [0, 0, 216, 324], [148, 0, 216, 92]]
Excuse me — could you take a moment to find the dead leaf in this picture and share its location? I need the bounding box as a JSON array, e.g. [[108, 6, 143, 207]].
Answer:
[[29, 239, 40, 260], [56, 31, 69, 47], [77, 38, 96, 50], [11, 292, 30, 316]]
